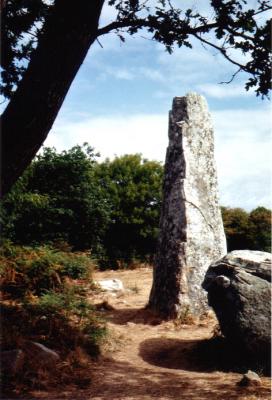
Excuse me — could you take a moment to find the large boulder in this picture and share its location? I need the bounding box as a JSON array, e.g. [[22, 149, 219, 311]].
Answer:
[[1, 349, 25, 375], [203, 250, 271, 357], [22, 341, 60, 369]]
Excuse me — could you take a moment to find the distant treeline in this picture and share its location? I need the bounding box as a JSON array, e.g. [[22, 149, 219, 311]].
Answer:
[[1, 145, 271, 268], [221, 206, 270, 253]]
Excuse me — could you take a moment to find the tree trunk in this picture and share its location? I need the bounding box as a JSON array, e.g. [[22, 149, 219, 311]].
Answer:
[[1, 0, 105, 197]]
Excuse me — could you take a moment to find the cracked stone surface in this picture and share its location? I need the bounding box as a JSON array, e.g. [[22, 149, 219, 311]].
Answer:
[[203, 250, 271, 358], [149, 93, 226, 317]]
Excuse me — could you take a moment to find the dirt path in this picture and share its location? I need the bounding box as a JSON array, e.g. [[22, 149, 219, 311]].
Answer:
[[34, 268, 271, 400]]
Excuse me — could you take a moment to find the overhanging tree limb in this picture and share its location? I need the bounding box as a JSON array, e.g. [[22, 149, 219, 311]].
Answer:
[[192, 32, 251, 73], [97, 19, 218, 37], [1, 0, 105, 197]]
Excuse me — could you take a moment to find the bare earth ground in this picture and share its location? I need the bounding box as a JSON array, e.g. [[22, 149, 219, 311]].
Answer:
[[31, 267, 271, 400]]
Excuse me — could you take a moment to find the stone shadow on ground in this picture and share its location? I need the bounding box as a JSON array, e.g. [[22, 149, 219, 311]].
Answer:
[[35, 357, 271, 400], [11, 340, 271, 400], [139, 337, 271, 376]]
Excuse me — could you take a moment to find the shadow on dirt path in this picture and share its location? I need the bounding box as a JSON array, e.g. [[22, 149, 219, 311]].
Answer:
[[140, 337, 212, 371], [23, 268, 271, 400], [139, 337, 271, 375], [72, 357, 271, 400]]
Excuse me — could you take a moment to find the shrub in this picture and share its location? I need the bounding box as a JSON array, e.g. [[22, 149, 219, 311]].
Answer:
[[60, 251, 93, 279], [1, 145, 111, 253], [1, 242, 106, 396], [0, 242, 95, 297]]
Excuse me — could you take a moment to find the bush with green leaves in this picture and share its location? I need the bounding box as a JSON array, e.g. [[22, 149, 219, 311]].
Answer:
[[2, 286, 106, 357], [0, 242, 105, 352], [1, 143, 270, 270], [93, 154, 163, 268], [1, 149, 164, 269], [35, 287, 107, 352], [0, 242, 95, 297], [1, 144, 111, 253], [1, 242, 107, 393], [221, 206, 271, 253]]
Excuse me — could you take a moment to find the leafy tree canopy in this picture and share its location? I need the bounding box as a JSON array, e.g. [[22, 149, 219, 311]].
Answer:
[[1, 144, 270, 266], [248, 206, 271, 252], [1, 0, 271, 197], [1, 0, 271, 99], [221, 205, 271, 252], [1, 148, 164, 266], [93, 154, 163, 267], [1, 144, 111, 252]]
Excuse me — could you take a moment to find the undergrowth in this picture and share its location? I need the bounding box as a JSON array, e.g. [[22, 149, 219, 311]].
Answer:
[[0, 241, 94, 297], [0, 241, 107, 396]]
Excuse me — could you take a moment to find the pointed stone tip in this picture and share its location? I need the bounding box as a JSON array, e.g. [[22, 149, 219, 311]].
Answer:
[[173, 92, 203, 100], [172, 92, 208, 111]]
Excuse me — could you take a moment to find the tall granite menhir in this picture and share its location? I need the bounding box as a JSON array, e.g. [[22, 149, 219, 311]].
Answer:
[[149, 93, 226, 317]]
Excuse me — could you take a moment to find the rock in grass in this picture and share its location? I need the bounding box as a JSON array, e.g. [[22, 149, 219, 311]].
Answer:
[[96, 279, 124, 292], [1, 349, 25, 375], [203, 250, 271, 357], [23, 341, 60, 369], [238, 370, 262, 387]]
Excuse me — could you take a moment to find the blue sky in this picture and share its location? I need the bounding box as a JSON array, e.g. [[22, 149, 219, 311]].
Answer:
[[7, 2, 272, 210]]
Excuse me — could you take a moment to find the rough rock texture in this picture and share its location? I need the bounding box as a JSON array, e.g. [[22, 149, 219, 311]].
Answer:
[[22, 341, 60, 369], [96, 279, 124, 292], [1, 349, 25, 375], [203, 250, 271, 356], [149, 93, 226, 317], [238, 370, 262, 387]]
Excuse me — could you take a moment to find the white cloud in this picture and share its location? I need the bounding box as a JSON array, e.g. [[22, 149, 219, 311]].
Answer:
[[83, 8, 256, 103], [44, 105, 271, 211], [197, 83, 254, 99], [138, 67, 165, 82], [154, 39, 241, 99], [219, 173, 271, 211], [100, 67, 135, 80], [213, 107, 271, 210], [44, 114, 168, 162], [96, 65, 164, 82]]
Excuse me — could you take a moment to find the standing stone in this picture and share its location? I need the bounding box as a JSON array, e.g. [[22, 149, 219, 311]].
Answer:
[[148, 93, 226, 318]]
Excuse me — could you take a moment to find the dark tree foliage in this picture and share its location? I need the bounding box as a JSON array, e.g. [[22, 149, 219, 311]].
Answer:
[[0, 149, 163, 266], [1, 0, 271, 196], [248, 206, 271, 252], [1, 145, 111, 252], [221, 206, 271, 253], [1, 0, 271, 99], [0, 0, 51, 98], [0, 146, 270, 266], [2, 150, 163, 268], [221, 206, 252, 250], [93, 154, 163, 267]]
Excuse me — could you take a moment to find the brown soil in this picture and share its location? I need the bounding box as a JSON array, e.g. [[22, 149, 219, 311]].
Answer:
[[31, 267, 271, 400]]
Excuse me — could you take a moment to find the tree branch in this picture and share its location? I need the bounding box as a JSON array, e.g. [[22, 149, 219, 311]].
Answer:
[[253, 6, 272, 16], [226, 28, 254, 41], [97, 18, 218, 37], [96, 37, 104, 48], [219, 68, 242, 84], [193, 32, 251, 74]]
